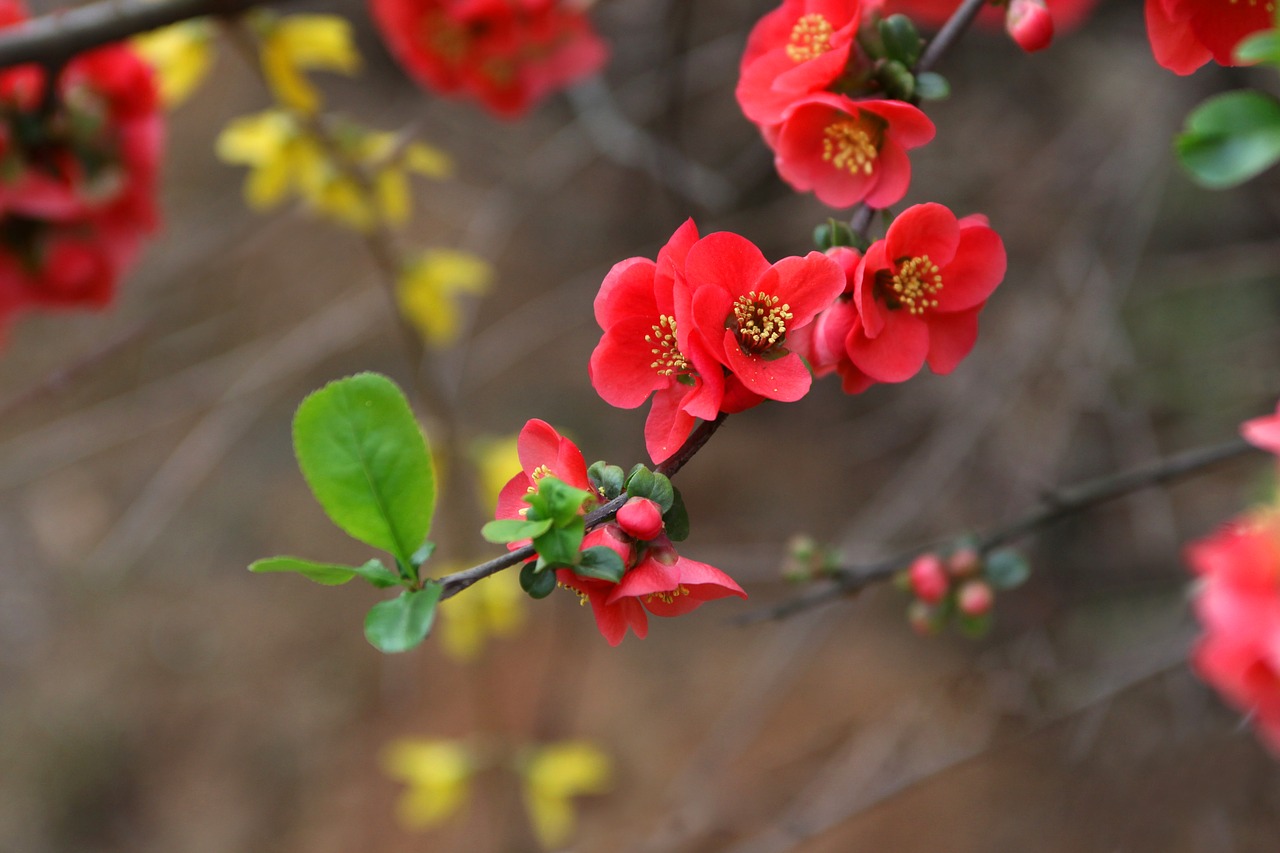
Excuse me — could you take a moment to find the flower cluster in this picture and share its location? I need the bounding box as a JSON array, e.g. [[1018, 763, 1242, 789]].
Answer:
[[495, 419, 745, 645], [368, 0, 608, 119], [1146, 0, 1276, 75], [0, 0, 162, 334], [1185, 401, 1280, 755]]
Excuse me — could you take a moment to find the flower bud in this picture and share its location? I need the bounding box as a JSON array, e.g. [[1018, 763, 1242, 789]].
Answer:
[[616, 496, 664, 541], [947, 546, 982, 578], [957, 580, 994, 617], [908, 600, 941, 636], [1006, 0, 1053, 53], [907, 553, 949, 604]]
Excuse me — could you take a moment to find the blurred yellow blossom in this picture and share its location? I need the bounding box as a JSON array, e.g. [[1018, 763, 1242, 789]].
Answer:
[[215, 109, 328, 210], [256, 12, 360, 115], [473, 434, 521, 511], [520, 741, 612, 849], [382, 738, 474, 830], [132, 20, 215, 107], [436, 565, 525, 662], [396, 249, 493, 346]]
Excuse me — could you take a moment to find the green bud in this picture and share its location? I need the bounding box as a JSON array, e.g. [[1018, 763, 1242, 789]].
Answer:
[[879, 14, 923, 67]]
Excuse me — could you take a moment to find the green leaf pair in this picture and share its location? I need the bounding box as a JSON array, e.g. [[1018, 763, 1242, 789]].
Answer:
[[1177, 90, 1280, 189], [249, 373, 443, 654]]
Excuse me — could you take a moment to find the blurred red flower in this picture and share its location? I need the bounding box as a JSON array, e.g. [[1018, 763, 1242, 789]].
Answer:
[[1145, 0, 1274, 74]]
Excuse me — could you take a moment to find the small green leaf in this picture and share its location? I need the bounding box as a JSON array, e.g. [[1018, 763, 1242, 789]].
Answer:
[[1235, 30, 1280, 66], [292, 373, 435, 566], [574, 546, 626, 583], [250, 556, 364, 586], [663, 487, 690, 542], [534, 518, 585, 567], [625, 465, 655, 498], [648, 473, 675, 514], [520, 561, 556, 598], [879, 14, 922, 67], [364, 584, 443, 653], [410, 541, 436, 567], [1176, 90, 1280, 189], [878, 59, 915, 102], [536, 476, 592, 524], [914, 71, 950, 101], [588, 461, 626, 500], [351, 559, 404, 588], [482, 517, 554, 544], [984, 548, 1030, 590]]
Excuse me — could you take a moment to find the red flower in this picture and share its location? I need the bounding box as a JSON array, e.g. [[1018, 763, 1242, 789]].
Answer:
[[736, 0, 864, 127], [608, 548, 746, 617], [589, 219, 725, 464], [844, 203, 1005, 383], [772, 94, 935, 209], [555, 526, 648, 646], [1243, 401, 1280, 457], [1145, 0, 1274, 75], [495, 418, 592, 531], [0, 6, 161, 334], [1186, 513, 1280, 754], [678, 230, 845, 404], [369, 0, 608, 118], [877, 0, 1097, 34]]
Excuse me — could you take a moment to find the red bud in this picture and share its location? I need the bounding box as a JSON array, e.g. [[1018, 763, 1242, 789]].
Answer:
[[1006, 0, 1053, 53], [957, 580, 994, 617], [616, 496, 664, 541], [908, 553, 949, 604]]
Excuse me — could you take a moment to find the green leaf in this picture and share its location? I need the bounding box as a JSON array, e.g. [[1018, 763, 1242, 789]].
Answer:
[[533, 518, 585, 567], [588, 461, 626, 499], [879, 14, 922, 67], [648, 473, 675, 514], [1176, 91, 1280, 189], [914, 71, 950, 101], [350, 559, 404, 588], [481, 517, 554, 544], [536, 476, 592, 524], [574, 546, 625, 583], [625, 465, 655, 499], [1235, 30, 1280, 66], [410, 541, 436, 567], [520, 561, 556, 598], [250, 556, 365, 586], [663, 487, 690, 542], [292, 373, 435, 566], [984, 548, 1030, 590], [363, 584, 443, 653]]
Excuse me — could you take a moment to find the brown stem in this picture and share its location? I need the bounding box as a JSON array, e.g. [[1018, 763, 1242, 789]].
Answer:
[[915, 0, 991, 74]]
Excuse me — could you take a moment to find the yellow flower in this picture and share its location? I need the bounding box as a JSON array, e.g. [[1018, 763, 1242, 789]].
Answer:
[[520, 741, 612, 849], [257, 13, 360, 115], [396, 249, 493, 347], [473, 435, 521, 512], [132, 20, 215, 107], [436, 565, 525, 662], [215, 109, 330, 210], [382, 739, 474, 830]]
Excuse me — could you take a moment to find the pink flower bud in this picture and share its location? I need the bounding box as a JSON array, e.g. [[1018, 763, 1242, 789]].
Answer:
[[616, 496, 664, 541], [947, 547, 982, 578], [1006, 0, 1053, 53], [908, 553, 949, 604], [957, 580, 994, 617]]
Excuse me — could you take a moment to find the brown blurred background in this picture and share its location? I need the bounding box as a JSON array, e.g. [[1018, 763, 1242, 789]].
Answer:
[[2, 0, 1280, 850]]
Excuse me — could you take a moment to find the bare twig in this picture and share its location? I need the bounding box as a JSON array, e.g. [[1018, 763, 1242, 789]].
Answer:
[[916, 0, 990, 73], [0, 319, 149, 420]]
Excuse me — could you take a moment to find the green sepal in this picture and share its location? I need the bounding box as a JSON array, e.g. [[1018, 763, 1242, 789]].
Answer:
[[363, 584, 443, 653], [984, 548, 1030, 590], [625, 465, 655, 499], [1176, 90, 1280, 189], [520, 561, 557, 598], [291, 373, 435, 567], [956, 610, 993, 639], [878, 59, 915, 101], [663, 487, 690, 542], [814, 218, 857, 251], [624, 466, 674, 513], [249, 556, 401, 588], [533, 518, 585, 567], [914, 71, 950, 101], [573, 546, 626, 583], [879, 14, 922, 67], [482, 517, 554, 544], [588, 461, 626, 500]]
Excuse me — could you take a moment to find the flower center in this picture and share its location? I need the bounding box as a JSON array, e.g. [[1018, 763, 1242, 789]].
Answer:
[[890, 255, 943, 315], [732, 291, 793, 355], [646, 585, 690, 605], [646, 314, 690, 377], [822, 119, 879, 176], [786, 14, 835, 63]]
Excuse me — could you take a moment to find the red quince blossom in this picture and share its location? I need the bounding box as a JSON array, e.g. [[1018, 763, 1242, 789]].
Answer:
[[678, 230, 844, 405], [368, 0, 608, 118], [1146, 0, 1274, 75], [589, 219, 726, 465], [0, 3, 161, 334], [877, 0, 1097, 34], [736, 0, 864, 127], [845, 202, 1006, 383], [772, 94, 935, 209], [1186, 511, 1280, 754], [1242, 400, 1280, 457], [495, 418, 592, 532]]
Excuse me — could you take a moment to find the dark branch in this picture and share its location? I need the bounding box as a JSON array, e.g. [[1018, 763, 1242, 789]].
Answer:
[[916, 0, 990, 73]]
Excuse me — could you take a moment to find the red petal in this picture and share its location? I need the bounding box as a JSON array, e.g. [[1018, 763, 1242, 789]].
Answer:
[[847, 309, 929, 382], [608, 555, 681, 602], [684, 232, 771, 298], [863, 137, 911, 209], [925, 307, 981, 374], [722, 330, 813, 402], [589, 317, 668, 409], [517, 419, 563, 473], [935, 222, 1006, 312], [594, 257, 657, 328], [646, 388, 696, 464], [886, 203, 960, 268], [770, 251, 845, 327], [854, 240, 889, 339], [1145, 0, 1208, 74]]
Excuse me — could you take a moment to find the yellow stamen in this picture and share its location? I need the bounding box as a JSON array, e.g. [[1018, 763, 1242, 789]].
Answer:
[[891, 255, 943, 315], [786, 14, 835, 63], [732, 291, 793, 354], [645, 314, 690, 377], [822, 119, 878, 177], [645, 585, 690, 605]]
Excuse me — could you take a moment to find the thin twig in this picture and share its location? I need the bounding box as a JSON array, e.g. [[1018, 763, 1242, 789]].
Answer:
[[742, 435, 1260, 623], [0, 319, 149, 420], [915, 0, 990, 73]]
